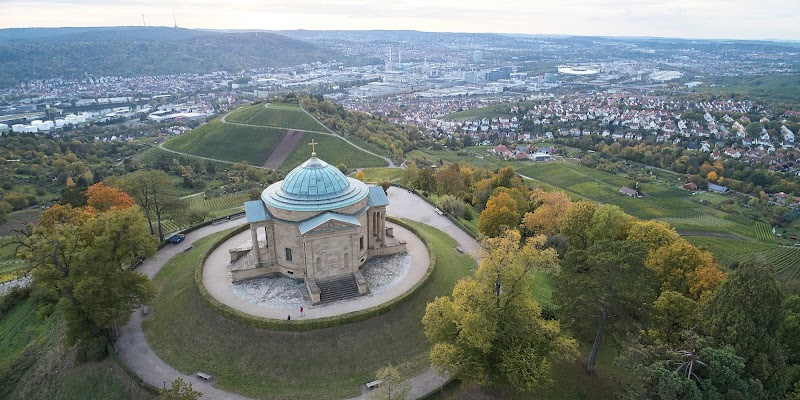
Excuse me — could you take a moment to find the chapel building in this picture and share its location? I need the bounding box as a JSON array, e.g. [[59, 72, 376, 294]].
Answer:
[[236, 147, 404, 303]]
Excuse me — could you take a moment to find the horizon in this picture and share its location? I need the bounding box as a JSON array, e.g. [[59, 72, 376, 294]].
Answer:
[[1, 0, 799, 42], [2, 25, 800, 43]]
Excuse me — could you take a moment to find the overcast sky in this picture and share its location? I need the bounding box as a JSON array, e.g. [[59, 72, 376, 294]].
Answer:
[[2, 0, 798, 41]]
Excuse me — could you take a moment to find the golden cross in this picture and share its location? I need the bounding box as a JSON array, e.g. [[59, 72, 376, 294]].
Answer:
[[309, 139, 318, 156]]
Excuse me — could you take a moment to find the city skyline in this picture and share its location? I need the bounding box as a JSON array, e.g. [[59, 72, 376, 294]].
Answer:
[[1, 0, 799, 41]]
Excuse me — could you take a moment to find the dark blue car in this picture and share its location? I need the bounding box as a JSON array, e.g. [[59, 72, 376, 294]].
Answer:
[[170, 234, 186, 244]]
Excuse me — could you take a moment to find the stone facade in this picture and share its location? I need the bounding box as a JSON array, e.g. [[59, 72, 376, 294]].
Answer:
[[238, 155, 404, 303]]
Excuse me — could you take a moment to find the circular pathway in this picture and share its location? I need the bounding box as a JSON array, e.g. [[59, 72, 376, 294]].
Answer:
[[116, 187, 480, 399], [202, 222, 430, 320]]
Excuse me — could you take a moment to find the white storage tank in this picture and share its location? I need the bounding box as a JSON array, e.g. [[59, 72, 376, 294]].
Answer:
[[24, 125, 38, 133], [12, 124, 25, 132]]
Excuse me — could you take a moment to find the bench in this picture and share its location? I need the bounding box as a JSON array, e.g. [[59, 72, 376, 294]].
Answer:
[[183, 246, 194, 252], [366, 380, 383, 389], [434, 207, 444, 215], [196, 371, 213, 381]]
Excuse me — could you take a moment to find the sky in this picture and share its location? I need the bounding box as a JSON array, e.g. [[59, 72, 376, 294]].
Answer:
[[1, 0, 799, 41]]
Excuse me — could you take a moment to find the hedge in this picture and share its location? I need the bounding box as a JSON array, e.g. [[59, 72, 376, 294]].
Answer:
[[194, 217, 436, 331]]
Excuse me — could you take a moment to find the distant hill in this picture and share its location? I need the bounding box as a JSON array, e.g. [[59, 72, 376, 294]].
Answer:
[[163, 103, 388, 169], [0, 27, 338, 87]]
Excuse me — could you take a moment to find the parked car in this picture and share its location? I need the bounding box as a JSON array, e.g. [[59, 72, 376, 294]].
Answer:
[[170, 234, 186, 244]]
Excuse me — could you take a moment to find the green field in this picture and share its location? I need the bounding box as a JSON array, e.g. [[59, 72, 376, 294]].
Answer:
[[514, 162, 700, 220], [282, 132, 388, 171], [686, 236, 800, 280], [443, 104, 516, 120], [358, 168, 403, 183], [225, 103, 327, 132], [158, 192, 250, 235], [143, 221, 475, 400], [164, 119, 288, 165], [183, 192, 250, 212], [0, 300, 152, 400]]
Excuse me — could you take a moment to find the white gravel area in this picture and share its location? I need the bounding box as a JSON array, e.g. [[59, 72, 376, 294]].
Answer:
[[230, 253, 410, 308], [362, 253, 411, 295], [231, 276, 309, 308]]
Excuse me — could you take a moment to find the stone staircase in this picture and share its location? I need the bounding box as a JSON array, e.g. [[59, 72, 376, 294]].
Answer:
[[317, 274, 360, 304]]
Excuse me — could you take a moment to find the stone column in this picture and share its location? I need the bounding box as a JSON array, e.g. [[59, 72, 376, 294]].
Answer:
[[379, 211, 386, 246], [267, 223, 277, 263], [251, 226, 262, 266]]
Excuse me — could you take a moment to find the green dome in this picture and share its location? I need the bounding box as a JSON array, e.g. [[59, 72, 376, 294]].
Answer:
[[262, 157, 369, 212]]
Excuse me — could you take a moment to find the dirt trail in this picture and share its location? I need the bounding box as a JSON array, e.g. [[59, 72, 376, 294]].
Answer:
[[263, 130, 304, 169]]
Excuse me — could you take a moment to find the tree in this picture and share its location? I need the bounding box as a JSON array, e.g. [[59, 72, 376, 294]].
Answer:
[[368, 364, 410, 400], [379, 181, 391, 195], [478, 192, 520, 237], [646, 240, 725, 302], [117, 170, 182, 241], [157, 378, 202, 400], [784, 295, 800, 365], [86, 182, 135, 212], [354, 170, 366, 182], [702, 258, 788, 396], [0, 201, 11, 223], [435, 163, 467, 197], [621, 342, 766, 400], [415, 166, 436, 194], [586, 204, 633, 243], [559, 201, 597, 249], [647, 290, 701, 346], [627, 220, 681, 252], [337, 163, 348, 174], [522, 189, 572, 237], [423, 230, 576, 391], [555, 239, 658, 372], [19, 204, 157, 353]]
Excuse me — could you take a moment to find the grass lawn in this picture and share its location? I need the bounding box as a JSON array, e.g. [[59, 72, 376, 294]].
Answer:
[[0, 300, 152, 400], [142, 220, 475, 400], [424, 342, 623, 400], [282, 132, 389, 171]]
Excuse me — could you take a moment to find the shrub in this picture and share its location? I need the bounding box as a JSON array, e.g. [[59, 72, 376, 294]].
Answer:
[[439, 195, 465, 219], [0, 286, 32, 316]]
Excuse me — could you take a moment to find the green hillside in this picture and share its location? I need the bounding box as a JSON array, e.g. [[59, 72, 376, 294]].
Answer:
[[0, 27, 337, 88], [163, 119, 287, 165], [163, 105, 388, 169], [283, 132, 389, 170], [225, 103, 327, 132], [0, 299, 152, 399]]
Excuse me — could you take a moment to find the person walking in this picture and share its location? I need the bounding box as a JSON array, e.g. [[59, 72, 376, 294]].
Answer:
[[287, 315, 291, 321], [300, 306, 304, 317]]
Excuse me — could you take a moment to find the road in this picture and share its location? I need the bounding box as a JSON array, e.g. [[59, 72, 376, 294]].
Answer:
[[0, 276, 31, 295], [116, 189, 480, 399]]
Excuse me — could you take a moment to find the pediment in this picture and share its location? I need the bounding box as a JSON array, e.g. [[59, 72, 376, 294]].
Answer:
[[309, 220, 358, 233]]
